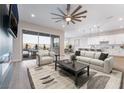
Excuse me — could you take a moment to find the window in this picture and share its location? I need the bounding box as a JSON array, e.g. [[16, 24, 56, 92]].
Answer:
[[38, 36, 51, 49], [23, 34, 38, 44], [39, 36, 50, 45], [23, 34, 38, 49]]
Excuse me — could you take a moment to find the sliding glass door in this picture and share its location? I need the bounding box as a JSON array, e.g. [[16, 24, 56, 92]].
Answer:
[[22, 30, 60, 60], [23, 33, 39, 59], [39, 35, 51, 50]]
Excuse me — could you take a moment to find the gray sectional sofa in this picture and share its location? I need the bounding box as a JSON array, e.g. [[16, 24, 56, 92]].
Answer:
[[76, 51, 114, 73]]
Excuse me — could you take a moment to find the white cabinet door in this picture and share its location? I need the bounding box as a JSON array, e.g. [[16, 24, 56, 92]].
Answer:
[[88, 34, 124, 45]]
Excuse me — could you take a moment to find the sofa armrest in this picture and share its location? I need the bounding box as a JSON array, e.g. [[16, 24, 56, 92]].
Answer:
[[104, 57, 114, 73], [49, 51, 55, 57]]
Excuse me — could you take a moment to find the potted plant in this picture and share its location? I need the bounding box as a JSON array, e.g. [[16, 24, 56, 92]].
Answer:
[[68, 45, 73, 52], [70, 55, 77, 67], [25, 44, 29, 49], [43, 44, 46, 50], [35, 44, 38, 50], [69, 44, 72, 49]]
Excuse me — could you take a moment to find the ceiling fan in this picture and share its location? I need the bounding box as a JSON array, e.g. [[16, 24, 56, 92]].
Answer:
[[51, 4, 87, 25]]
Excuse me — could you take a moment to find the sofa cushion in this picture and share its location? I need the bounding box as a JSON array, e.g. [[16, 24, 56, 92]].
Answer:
[[76, 56, 91, 63], [40, 56, 53, 65], [90, 59, 104, 67], [80, 51, 85, 56], [94, 52, 101, 59], [41, 56, 53, 61], [49, 51, 55, 56], [99, 53, 108, 61], [77, 61, 89, 65], [84, 51, 95, 58]]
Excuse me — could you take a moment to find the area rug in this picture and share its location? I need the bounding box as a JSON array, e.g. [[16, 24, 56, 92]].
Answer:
[[27, 63, 122, 89]]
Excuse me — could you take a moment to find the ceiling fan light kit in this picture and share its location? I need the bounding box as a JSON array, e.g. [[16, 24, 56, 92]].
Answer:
[[51, 4, 87, 25], [65, 17, 71, 22]]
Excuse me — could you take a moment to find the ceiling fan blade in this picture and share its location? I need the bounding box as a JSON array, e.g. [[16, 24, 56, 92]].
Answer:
[[51, 13, 64, 17], [55, 20, 62, 22], [67, 4, 70, 14], [57, 8, 66, 16], [73, 10, 87, 17], [73, 19, 82, 22], [71, 5, 82, 16], [74, 16, 86, 18], [71, 20, 75, 24], [52, 17, 63, 19]]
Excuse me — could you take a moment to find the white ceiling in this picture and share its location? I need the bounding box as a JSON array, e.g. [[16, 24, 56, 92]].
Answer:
[[18, 4, 124, 38]]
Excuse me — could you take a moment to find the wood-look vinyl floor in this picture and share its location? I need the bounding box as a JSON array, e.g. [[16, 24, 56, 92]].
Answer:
[[113, 56, 124, 89], [8, 62, 31, 89], [6, 56, 124, 89]]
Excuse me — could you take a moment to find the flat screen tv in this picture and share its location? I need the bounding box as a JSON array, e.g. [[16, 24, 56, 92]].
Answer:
[[8, 4, 19, 38], [0, 5, 13, 64]]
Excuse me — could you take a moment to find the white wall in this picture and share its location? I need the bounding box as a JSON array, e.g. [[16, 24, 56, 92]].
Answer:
[[12, 21, 64, 62], [66, 36, 89, 51]]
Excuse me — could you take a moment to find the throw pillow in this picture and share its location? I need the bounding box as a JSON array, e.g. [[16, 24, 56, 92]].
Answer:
[[99, 53, 108, 61], [75, 51, 80, 56]]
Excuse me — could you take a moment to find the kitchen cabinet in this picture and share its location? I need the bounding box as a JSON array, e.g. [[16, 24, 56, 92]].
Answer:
[[88, 34, 124, 45]]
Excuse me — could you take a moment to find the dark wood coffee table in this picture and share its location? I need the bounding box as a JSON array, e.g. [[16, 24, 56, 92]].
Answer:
[[55, 59, 89, 87]]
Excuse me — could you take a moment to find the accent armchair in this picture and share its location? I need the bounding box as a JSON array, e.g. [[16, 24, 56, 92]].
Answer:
[[36, 50, 55, 66]]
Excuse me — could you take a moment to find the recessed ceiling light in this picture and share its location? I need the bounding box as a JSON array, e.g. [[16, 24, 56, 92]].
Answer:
[[65, 17, 71, 22], [62, 25, 65, 28], [118, 17, 123, 21], [31, 14, 35, 18], [120, 26, 124, 28], [100, 29, 103, 32]]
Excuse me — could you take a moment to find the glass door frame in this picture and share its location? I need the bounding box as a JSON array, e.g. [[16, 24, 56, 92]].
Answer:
[[22, 30, 60, 60]]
